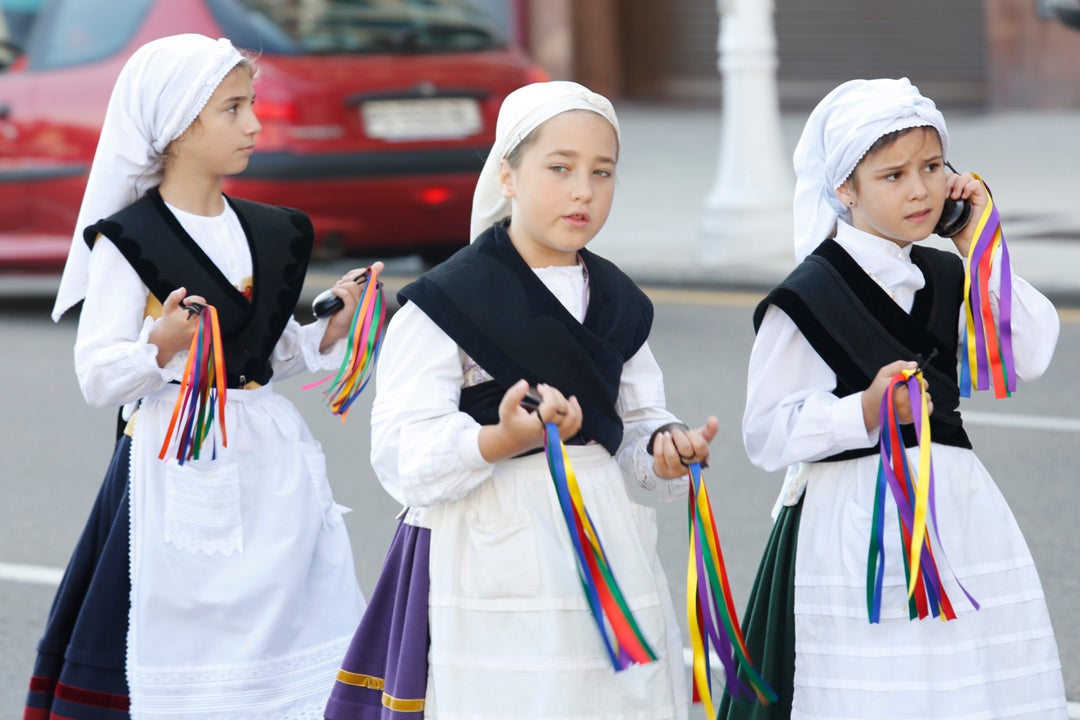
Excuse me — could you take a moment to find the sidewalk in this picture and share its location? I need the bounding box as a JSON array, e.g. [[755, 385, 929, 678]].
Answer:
[[592, 103, 1080, 305]]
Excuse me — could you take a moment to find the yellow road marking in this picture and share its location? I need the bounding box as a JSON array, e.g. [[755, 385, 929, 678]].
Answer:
[[305, 273, 1080, 321]]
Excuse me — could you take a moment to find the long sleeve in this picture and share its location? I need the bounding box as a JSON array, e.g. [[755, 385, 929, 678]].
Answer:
[[269, 316, 346, 381], [743, 304, 875, 472], [369, 302, 492, 508], [614, 342, 688, 502], [744, 228, 1060, 475], [74, 237, 175, 408]]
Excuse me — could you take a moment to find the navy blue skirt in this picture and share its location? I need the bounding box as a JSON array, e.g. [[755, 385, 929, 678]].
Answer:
[[24, 435, 132, 720]]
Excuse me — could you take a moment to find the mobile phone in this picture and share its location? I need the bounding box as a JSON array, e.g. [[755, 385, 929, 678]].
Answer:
[[934, 161, 973, 238], [312, 269, 373, 319], [934, 197, 972, 238]]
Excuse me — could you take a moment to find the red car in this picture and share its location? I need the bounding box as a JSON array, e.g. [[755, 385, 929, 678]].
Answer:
[[0, 0, 547, 270]]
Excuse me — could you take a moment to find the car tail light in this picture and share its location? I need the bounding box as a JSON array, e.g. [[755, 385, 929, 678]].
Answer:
[[254, 100, 299, 150], [419, 186, 453, 206], [255, 101, 298, 122]]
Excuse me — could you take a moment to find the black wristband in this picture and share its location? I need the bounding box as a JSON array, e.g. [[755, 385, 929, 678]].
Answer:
[[645, 422, 690, 456]]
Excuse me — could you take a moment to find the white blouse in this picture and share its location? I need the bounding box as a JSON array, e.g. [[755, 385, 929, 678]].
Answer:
[[744, 221, 1060, 474], [370, 263, 687, 508], [74, 199, 339, 411]]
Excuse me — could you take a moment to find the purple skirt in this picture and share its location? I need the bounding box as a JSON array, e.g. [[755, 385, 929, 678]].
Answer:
[[324, 518, 430, 720]]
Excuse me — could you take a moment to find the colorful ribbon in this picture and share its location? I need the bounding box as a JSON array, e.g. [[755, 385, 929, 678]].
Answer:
[[304, 266, 387, 422], [960, 174, 1014, 399], [540, 421, 657, 671], [159, 304, 227, 464], [866, 368, 978, 623], [686, 461, 775, 713]]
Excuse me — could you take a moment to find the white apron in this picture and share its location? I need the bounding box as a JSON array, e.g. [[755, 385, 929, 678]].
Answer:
[[791, 445, 1067, 720], [420, 445, 688, 720], [127, 382, 366, 719]]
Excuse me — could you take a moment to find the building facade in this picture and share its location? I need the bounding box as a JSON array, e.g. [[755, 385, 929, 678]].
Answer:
[[510, 0, 1080, 110]]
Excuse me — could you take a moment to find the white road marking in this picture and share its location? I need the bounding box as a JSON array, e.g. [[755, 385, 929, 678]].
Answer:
[[963, 410, 1080, 433], [0, 561, 63, 587]]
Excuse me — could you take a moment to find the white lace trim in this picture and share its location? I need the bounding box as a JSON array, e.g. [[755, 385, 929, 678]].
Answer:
[[219, 699, 329, 720], [131, 637, 350, 717], [137, 635, 350, 684], [135, 697, 330, 720]]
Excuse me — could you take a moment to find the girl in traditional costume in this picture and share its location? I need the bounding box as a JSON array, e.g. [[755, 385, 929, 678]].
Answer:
[[325, 81, 719, 719], [718, 78, 1067, 719], [26, 34, 369, 719]]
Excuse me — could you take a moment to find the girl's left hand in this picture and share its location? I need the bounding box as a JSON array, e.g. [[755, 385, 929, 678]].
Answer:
[[320, 261, 385, 350], [944, 170, 987, 258], [652, 416, 719, 479]]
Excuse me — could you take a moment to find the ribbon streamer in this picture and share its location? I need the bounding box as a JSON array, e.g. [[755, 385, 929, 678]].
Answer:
[[686, 461, 775, 714], [960, 174, 1015, 399], [304, 266, 387, 422], [540, 421, 656, 671], [159, 303, 227, 464], [866, 368, 979, 623]]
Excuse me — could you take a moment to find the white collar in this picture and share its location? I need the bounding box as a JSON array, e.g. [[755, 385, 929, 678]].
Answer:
[[833, 220, 925, 299]]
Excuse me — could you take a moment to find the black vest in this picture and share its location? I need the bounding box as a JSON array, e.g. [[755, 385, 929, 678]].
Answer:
[[84, 187, 313, 388], [753, 239, 971, 461], [398, 223, 654, 456]]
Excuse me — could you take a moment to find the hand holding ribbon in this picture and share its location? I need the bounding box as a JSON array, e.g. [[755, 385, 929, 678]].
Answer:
[[304, 264, 388, 422], [866, 359, 978, 623], [158, 301, 227, 464]]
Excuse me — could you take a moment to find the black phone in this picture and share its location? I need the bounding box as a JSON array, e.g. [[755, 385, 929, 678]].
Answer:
[[312, 268, 374, 319], [934, 161, 973, 238], [934, 197, 972, 238]]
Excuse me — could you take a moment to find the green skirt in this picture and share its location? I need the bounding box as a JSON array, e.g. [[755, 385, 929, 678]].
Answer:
[[716, 499, 801, 720]]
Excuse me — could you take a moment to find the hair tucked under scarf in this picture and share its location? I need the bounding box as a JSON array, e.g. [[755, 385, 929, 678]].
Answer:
[[52, 34, 245, 321], [469, 80, 620, 243], [791, 77, 950, 262]]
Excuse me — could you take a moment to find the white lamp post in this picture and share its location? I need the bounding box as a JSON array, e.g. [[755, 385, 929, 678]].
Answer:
[[700, 0, 793, 272]]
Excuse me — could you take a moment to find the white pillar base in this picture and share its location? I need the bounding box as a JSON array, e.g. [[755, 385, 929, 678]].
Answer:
[[699, 0, 792, 278]]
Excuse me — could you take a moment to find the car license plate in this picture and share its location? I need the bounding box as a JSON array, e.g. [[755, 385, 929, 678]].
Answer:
[[362, 98, 481, 141]]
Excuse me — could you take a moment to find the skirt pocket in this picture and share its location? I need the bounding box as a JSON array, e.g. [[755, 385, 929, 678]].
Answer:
[[460, 511, 540, 599], [163, 461, 243, 556], [303, 445, 348, 530]]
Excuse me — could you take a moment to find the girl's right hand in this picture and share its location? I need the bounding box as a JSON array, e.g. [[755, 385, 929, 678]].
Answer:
[[861, 360, 933, 430], [148, 287, 206, 367], [478, 379, 583, 463]]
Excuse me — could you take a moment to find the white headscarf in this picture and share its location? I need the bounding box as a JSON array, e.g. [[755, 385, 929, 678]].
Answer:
[[791, 77, 949, 262], [52, 34, 245, 321], [470, 80, 620, 242]]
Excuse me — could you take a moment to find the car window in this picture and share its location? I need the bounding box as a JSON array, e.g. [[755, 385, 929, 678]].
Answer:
[[24, 0, 153, 70], [206, 0, 507, 56], [1, 0, 41, 46]]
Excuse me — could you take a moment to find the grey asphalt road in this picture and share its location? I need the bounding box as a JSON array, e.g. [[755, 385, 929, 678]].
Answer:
[[2, 281, 1078, 717]]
